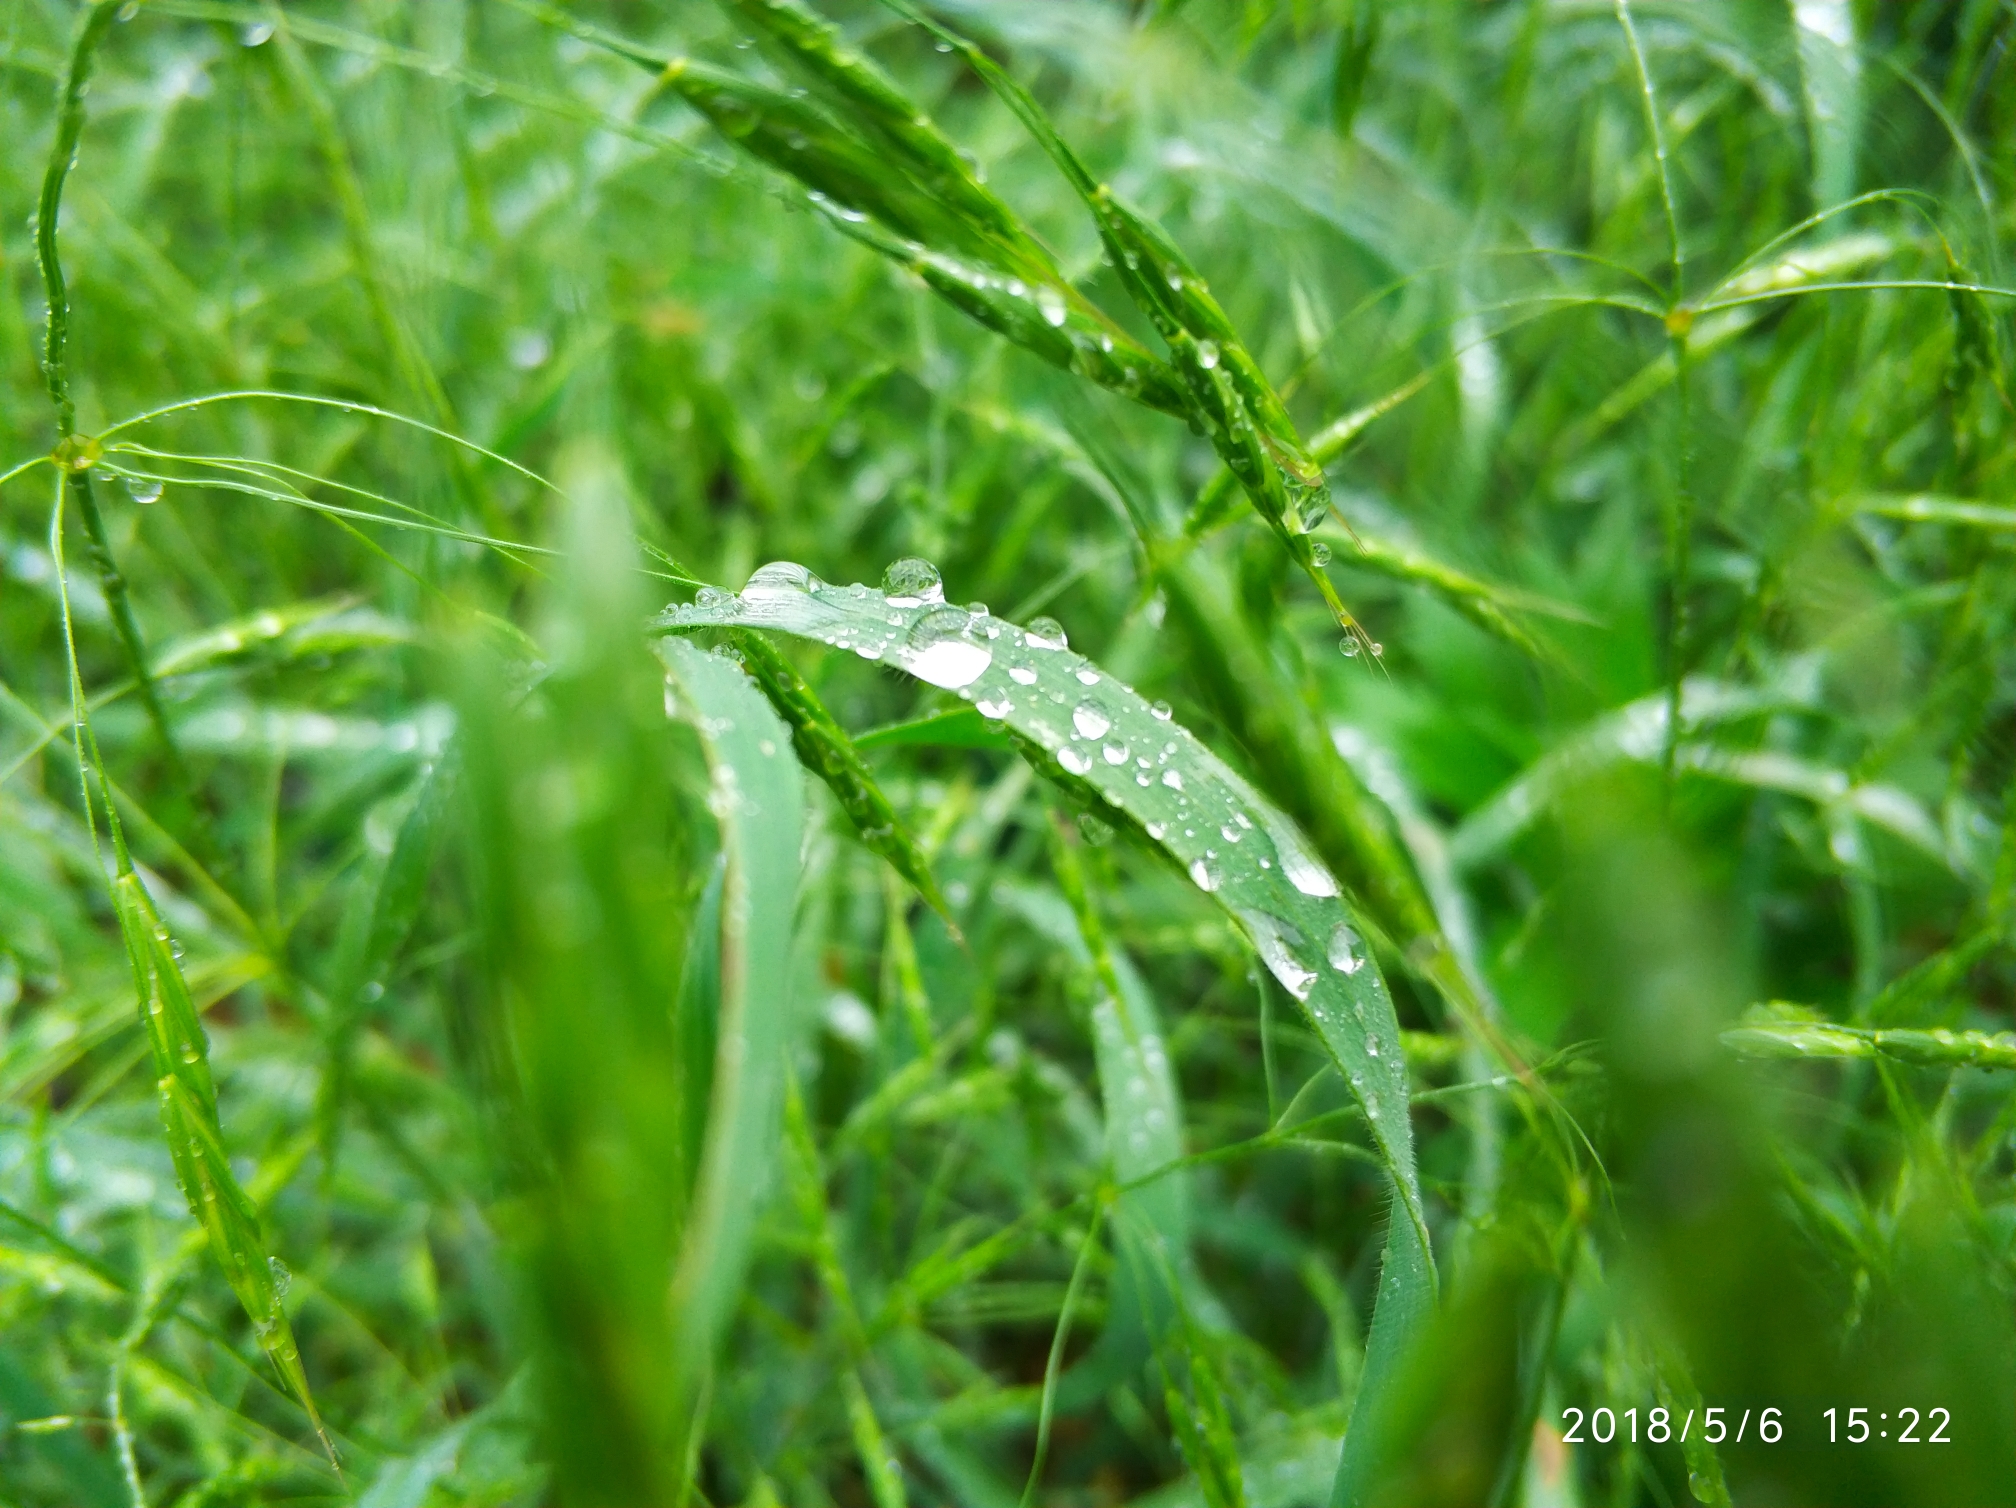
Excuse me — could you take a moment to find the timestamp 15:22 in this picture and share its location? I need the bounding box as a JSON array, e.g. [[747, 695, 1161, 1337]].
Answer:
[[1825, 1408, 1950, 1444]]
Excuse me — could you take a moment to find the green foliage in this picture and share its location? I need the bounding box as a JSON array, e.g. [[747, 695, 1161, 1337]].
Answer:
[[6, 1, 2016, 1506]]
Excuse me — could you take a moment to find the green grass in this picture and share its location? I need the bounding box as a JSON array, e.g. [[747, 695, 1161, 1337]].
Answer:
[[3, 2, 2015, 1505]]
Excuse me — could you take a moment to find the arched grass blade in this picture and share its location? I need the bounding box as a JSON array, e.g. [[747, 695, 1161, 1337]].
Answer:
[[656, 568, 1434, 1487], [657, 636, 808, 1409]]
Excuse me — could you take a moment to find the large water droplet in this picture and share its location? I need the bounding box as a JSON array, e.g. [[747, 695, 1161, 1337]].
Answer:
[[1275, 829, 1339, 896], [1072, 705, 1111, 740], [1188, 858, 1219, 892], [1195, 340, 1220, 370], [904, 607, 990, 688], [1241, 910, 1316, 1001], [1161, 769, 1183, 791], [1327, 922, 1364, 974], [1059, 746, 1093, 775], [1311, 542, 1332, 567], [1025, 616, 1069, 650], [976, 694, 1012, 719], [1102, 740, 1129, 765], [744, 560, 824, 598], [124, 476, 163, 505], [1339, 636, 1360, 658], [1008, 665, 1038, 685], [882, 556, 944, 607]]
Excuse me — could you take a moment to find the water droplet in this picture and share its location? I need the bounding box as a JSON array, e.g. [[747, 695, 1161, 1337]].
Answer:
[[1188, 858, 1219, 892], [1102, 740, 1129, 765], [1059, 746, 1093, 775], [1072, 705, 1111, 740], [694, 585, 741, 615], [1025, 616, 1068, 650], [1145, 821, 1166, 839], [854, 642, 883, 660], [1327, 923, 1365, 974], [360, 980, 385, 1003], [1339, 636, 1360, 657], [239, 20, 275, 45], [882, 556, 944, 607], [1277, 834, 1339, 897], [966, 601, 989, 618], [1036, 286, 1068, 327], [1371, 642, 1384, 657], [1074, 668, 1100, 686], [744, 560, 824, 598], [1161, 769, 1183, 791], [905, 607, 990, 688], [976, 694, 1012, 719], [1150, 700, 1173, 720], [1077, 813, 1113, 845], [1195, 339, 1220, 369], [268, 1256, 292, 1296], [1008, 665, 1038, 685], [124, 476, 163, 505], [1311, 542, 1331, 567], [1366, 1036, 1381, 1058], [177, 1040, 201, 1065], [1220, 822, 1243, 843]]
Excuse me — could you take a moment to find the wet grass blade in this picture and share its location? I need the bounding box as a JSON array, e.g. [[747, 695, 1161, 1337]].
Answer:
[[658, 569, 1435, 1468]]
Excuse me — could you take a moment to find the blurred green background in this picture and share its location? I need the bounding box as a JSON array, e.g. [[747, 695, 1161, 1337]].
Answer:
[[3, 2, 2015, 1504]]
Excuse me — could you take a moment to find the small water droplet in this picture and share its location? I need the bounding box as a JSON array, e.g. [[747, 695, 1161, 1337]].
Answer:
[[1150, 700, 1173, 720], [966, 601, 989, 618], [1366, 1036, 1381, 1057], [1311, 542, 1331, 567], [695, 585, 740, 615], [1074, 668, 1100, 686], [1035, 286, 1068, 327], [1008, 665, 1038, 685], [268, 1256, 292, 1296], [976, 694, 1012, 719], [882, 556, 944, 607], [1103, 740, 1129, 764], [1339, 636, 1360, 657], [177, 1040, 201, 1065], [1371, 642, 1384, 657], [124, 476, 163, 505], [1188, 858, 1219, 892], [1220, 822, 1243, 843], [1072, 705, 1111, 740], [1025, 616, 1069, 650], [1195, 339, 1219, 369], [1058, 746, 1093, 775], [1145, 821, 1166, 839], [1327, 923, 1365, 974], [239, 20, 275, 45], [1161, 769, 1183, 791]]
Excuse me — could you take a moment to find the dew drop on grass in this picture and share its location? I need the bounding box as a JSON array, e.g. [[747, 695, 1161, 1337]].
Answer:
[[1059, 746, 1093, 775], [1072, 705, 1111, 740], [1188, 858, 1219, 892], [1311, 542, 1331, 566], [696, 585, 741, 615], [976, 694, 1012, 719], [124, 476, 163, 505], [1025, 616, 1068, 649], [1196, 339, 1220, 369], [882, 556, 944, 607], [239, 20, 274, 45], [268, 1256, 292, 1297], [1009, 665, 1038, 685], [1150, 700, 1173, 720], [1339, 636, 1360, 657], [744, 561, 823, 598], [1327, 922, 1365, 974], [1035, 287, 1068, 327], [1161, 769, 1183, 791], [905, 606, 990, 688], [1103, 741, 1129, 764]]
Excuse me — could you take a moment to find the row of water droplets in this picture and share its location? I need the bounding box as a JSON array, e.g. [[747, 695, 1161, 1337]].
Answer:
[[663, 559, 1402, 1128]]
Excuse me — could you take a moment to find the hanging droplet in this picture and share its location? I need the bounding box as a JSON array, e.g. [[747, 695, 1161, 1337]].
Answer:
[[1025, 616, 1069, 650], [882, 556, 944, 607], [1311, 542, 1331, 567], [124, 476, 163, 505], [239, 20, 275, 45], [1339, 636, 1360, 657]]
